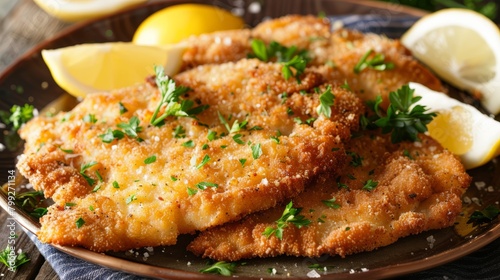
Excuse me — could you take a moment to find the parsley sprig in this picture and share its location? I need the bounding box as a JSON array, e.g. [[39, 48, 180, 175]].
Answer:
[[354, 49, 395, 74], [0, 246, 30, 271], [150, 66, 199, 126], [249, 39, 309, 82], [366, 84, 436, 143], [467, 205, 500, 226], [200, 261, 237, 276], [263, 201, 311, 240], [316, 85, 335, 118]]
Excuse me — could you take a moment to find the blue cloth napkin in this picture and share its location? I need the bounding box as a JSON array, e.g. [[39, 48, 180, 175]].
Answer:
[[26, 14, 500, 280]]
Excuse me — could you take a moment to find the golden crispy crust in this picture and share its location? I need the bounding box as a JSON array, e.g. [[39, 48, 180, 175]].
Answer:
[[187, 133, 471, 261], [180, 15, 443, 109], [17, 60, 363, 252]]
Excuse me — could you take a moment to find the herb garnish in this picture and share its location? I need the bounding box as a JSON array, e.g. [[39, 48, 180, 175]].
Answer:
[[251, 143, 262, 159], [316, 85, 335, 118], [196, 154, 210, 169], [362, 179, 378, 191], [0, 246, 30, 271], [144, 155, 157, 164], [118, 101, 128, 114], [218, 111, 248, 134], [126, 194, 137, 204], [99, 129, 124, 143], [150, 66, 193, 126], [117, 116, 143, 142], [249, 39, 309, 82], [0, 104, 35, 130], [467, 205, 500, 226], [366, 84, 436, 143], [354, 49, 395, 74], [76, 217, 85, 228], [322, 197, 341, 209], [200, 261, 237, 276], [83, 114, 97, 123], [263, 201, 311, 240], [80, 161, 98, 186]]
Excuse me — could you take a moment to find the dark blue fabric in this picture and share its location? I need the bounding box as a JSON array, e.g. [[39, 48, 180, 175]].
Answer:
[[27, 15, 500, 280]]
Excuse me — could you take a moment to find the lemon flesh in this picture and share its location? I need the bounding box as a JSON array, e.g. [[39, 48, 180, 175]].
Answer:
[[34, 0, 147, 22], [402, 9, 500, 115], [410, 82, 500, 169], [42, 42, 186, 98], [132, 4, 245, 45]]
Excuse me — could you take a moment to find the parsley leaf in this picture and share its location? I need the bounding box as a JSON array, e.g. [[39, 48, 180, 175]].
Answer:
[[117, 116, 143, 141], [200, 261, 237, 276], [263, 201, 311, 240], [144, 155, 156, 164], [150, 65, 192, 126], [80, 161, 98, 186], [367, 84, 436, 143], [196, 154, 210, 169], [218, 111, 248, 134], [249, 39, 309, 82], [354, 49, 395, 74], [362, 179, 378, 191], [316, 85, 335, 118], [99, 129, 125, 143], [322, 197, 341, 209], [1, 104, 35, 130], [251, 143, 262, 159], [0, 246, 30, 271], [467, 205, 500, 226], [76, 217, 85, 228]]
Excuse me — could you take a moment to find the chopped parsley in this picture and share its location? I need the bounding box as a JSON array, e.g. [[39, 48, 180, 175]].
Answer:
[[83, 113, 97, 123], [263, 201, 311, 240], [112, 181, 120, 189], [195, 181, 218, 190], [249, 39, 309, 82], [347, 151, 363, 167], [117, 116, 143, 142], [239, 158, 247, 166], [366, 84, 436, 143], [0, 104, 34, 130], [322, 197, 341, 209], [118, 101, 128, 114], [232, 134, 244, 144], [354, 49, 395, 74], [173, 125, 186, 138], [76, 217, 85, 228], [80, 161, 98, 186], [316, 85, 335, 118], [362, 179, 378, 191], [467, 205, 500, 226], [200, 261, 237, 276], [218, 111, 248, 134], [251, 143, 262, 159], [196, 154, 211, 169], [126, 194, 137, 204], [0, 245, 30, 271], [144, 155, 157, 164], [182, 139, 195, 148], [99, 129, 125, 143]]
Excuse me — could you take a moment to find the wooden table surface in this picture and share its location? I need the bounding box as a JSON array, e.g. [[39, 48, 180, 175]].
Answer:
[[0, 1, 499, 280]]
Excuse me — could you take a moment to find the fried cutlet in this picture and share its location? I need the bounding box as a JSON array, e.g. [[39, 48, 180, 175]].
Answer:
[[188, 132, 471, 261], [181, 15, 443, 108], [16, 59, 364, 252]]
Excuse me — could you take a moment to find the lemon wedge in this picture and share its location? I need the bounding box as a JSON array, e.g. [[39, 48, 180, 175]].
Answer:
[[34, 0, 147, 22], [41, 42, 186, 98], [401, 9, 500, 115], [132, 4, 245, 45], [410, 82, 500, 169]]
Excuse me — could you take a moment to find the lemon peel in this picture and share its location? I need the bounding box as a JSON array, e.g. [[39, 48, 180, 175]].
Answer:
[[132, 4, 245, 45], [41, 42, 187, 98], [34, 0, 147, 22], [410, 82, 500, 169], [402, 9, 500, 115]]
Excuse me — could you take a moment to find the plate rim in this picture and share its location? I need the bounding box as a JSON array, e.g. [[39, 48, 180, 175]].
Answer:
[[1, 0, 499, 279]]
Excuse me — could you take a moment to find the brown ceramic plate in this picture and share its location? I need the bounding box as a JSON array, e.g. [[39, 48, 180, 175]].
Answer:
[[1, 0, 499, 279]]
